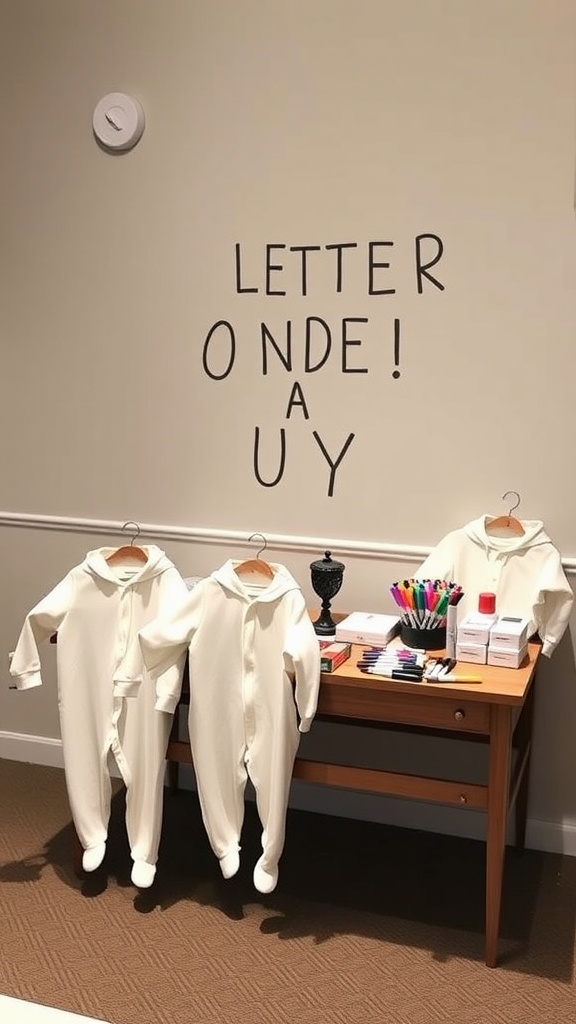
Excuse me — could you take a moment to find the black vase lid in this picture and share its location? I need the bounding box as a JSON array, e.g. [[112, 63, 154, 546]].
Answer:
[[310, 550, 345, 573]]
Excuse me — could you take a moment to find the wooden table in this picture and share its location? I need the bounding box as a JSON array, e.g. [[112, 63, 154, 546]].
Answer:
[[167, 641, 540, 968]]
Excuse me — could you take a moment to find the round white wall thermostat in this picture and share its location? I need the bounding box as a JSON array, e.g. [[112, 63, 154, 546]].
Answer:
[[92, 93, 145, 152]]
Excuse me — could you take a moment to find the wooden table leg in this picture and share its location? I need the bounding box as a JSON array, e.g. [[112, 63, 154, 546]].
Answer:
[[485, 703, 513, 967], [513, 683, 535, 853]]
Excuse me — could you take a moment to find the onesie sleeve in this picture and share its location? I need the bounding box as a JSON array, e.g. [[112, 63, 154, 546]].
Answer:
[[114, 567, 190, 702], [147, 570, 191, 712], [285, 596, 321, 733], [140, 587, 204, 714], [532, 552, 574, 658], [9, 574, 74, 690]]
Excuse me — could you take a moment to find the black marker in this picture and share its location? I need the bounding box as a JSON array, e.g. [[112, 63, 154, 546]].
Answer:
[[359, 666, 423, 681]]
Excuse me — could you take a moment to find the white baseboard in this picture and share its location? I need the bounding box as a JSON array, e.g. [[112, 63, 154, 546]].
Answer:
[[1, 731, 65, 768], [2, 731, 575, 857], [0, 731, 123, 777]]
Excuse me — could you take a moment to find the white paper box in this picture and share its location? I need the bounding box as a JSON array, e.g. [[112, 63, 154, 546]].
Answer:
[[335, 612, 400, 645], [487, 644, 528, 669], [455, 641, 487, 665], [489, 616, 530, 652], [457, 612, 498, 645]]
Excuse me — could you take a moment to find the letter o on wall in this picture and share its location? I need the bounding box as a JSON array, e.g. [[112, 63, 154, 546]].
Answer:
[[202, 320, 236, 380]]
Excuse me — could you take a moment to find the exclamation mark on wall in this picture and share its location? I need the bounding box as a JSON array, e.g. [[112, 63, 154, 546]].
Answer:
[[392, 318, 401, 379]]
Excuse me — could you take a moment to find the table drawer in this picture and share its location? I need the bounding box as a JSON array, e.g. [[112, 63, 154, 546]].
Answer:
[[408, 694, 490, 733], [317, 684, 491, 733]]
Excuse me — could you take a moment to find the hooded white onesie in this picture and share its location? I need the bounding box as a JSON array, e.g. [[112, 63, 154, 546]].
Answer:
[[416, 516, 573, 657], [119, 559, 321, 894], [9, 545, 188, 886]]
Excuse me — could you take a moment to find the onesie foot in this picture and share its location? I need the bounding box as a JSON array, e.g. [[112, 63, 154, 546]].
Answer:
[[131, 859, 156, 889], [219, 849, 240, 879], [253, 857, 278, 894], [82, 842, 106, 873]]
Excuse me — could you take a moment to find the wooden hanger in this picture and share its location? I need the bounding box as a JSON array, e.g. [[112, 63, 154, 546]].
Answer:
[[106, 521, 148, 566], [234, 533, 274, 581], [485, 491, 525, 537]]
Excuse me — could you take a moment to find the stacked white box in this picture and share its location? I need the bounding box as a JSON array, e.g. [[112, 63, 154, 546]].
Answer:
[[456, 609, 498, 664], [455, 642, 487, 665], [457, 612, 498, 645], [486, 614, 531, 669], [487, 645, 528, 668], [488, 616, 530, 651]]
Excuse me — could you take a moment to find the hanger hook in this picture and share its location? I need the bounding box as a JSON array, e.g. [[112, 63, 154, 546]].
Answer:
[[501, 491, 520, 516], [248, 532, 267, 559], [121, 521, 141, 546]]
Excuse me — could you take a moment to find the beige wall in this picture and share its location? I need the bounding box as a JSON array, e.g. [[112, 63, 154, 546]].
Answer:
[[2, 0, 576, 851]]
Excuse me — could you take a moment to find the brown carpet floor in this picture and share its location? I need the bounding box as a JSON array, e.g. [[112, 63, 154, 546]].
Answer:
[[1, 758, 575, 1024]]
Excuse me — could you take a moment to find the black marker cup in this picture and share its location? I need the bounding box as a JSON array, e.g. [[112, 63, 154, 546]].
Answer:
[[401, 624, 446, 651]]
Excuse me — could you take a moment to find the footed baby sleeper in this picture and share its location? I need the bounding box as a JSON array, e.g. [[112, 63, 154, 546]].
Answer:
[[9, 546, 188, 887], [118, 559, 321, 893]]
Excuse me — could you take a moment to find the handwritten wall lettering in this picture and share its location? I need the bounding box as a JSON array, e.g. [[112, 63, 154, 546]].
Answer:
[[234, 237, 444, 296], [204, 235, 445, 496]]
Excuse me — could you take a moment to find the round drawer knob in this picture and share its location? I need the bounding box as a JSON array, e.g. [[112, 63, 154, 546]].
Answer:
[[459, 793, 468, 804], [454, 708, 465, 721]]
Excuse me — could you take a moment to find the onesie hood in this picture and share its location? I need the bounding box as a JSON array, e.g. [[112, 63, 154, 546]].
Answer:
[[83, 544, 176, 584], [212, 558, 303, 602], [464, 515, 551, 554]]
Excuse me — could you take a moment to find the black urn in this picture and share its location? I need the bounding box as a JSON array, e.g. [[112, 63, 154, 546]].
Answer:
[[310, 550, 345, 636]]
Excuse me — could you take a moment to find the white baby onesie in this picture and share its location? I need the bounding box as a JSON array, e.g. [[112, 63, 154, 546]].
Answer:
[[9, 545, 188, 886], [118, 559, 321, 893]]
